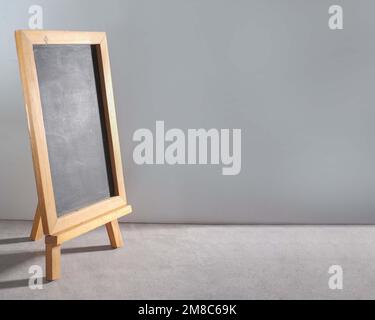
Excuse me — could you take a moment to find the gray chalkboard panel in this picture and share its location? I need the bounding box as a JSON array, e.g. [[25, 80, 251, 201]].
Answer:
[[33, 44, 114, 216]]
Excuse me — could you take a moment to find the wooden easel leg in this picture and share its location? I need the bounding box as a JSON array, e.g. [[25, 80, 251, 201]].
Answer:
[[30, 203, 43, 241], [105, 219, 124, 248], [46, 241, 61, 281]]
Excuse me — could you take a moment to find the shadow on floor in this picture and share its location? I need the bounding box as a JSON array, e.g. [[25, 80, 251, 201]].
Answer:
[[0, 237, 32, 245], [62, 245, 112, 254], [0, 244, 113, 289], [0, 278, 48, 289]]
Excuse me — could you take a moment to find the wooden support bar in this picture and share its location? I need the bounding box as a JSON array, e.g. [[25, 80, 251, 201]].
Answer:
[[106, 220, 124, 248], [30, 203, 43, 241], [46, 240, 61, 281], [45, 205, 132, 246]]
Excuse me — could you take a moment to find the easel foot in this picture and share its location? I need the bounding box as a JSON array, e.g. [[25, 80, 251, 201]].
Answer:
[[105, 219, 124, 248], [46, 239, 61, 281]]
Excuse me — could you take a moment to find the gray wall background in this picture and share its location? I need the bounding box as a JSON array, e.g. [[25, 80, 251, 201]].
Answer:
[[1, 0, 375, 224]]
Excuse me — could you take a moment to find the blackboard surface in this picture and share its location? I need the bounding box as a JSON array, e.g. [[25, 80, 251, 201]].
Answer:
[[33, 44, 114, 216]]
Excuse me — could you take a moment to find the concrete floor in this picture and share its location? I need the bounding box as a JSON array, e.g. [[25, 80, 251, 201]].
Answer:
[[0, 220, 375, 299]]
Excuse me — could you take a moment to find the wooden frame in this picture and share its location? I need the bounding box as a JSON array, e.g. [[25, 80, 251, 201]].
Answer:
[[15, 30, 132, 280]]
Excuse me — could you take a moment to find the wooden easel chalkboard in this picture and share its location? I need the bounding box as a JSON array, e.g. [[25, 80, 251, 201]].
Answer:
[[15, 30, 132, 281]]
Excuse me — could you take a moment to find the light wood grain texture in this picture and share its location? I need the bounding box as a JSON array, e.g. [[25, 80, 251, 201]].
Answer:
[[52, 197, 127, 234], [15, 30, 133, 281], [96, 36, 127, 201], [106, 220, 124, 248], [46, 241, 61, 281], [46, 205, 132, 246], [30, 203, 43, 241], [20, 30, 105, 45], [15, 30, 57, 234]]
